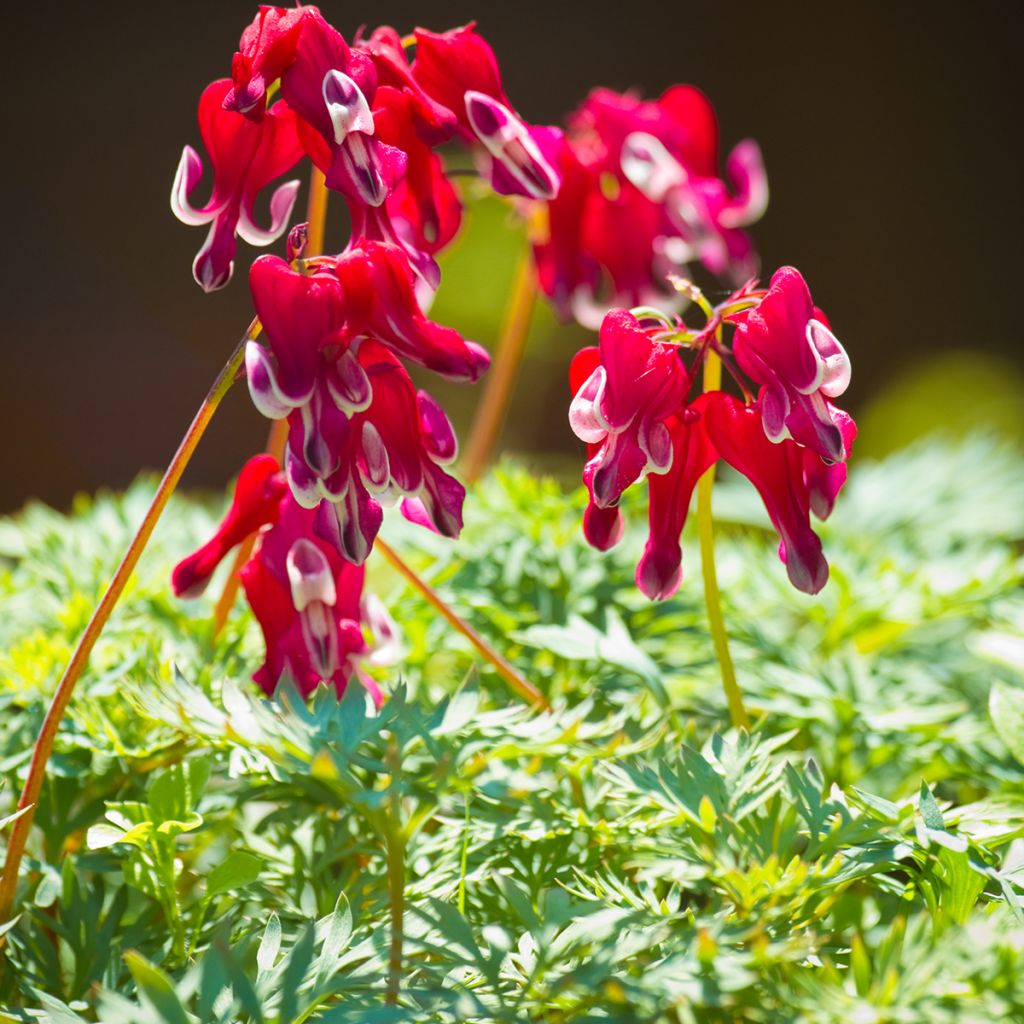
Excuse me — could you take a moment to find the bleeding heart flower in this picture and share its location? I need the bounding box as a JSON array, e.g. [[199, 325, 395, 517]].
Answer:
[[171, 79, 304, 292], [172, 455, 397, 701], [732, 266, 852, 463]]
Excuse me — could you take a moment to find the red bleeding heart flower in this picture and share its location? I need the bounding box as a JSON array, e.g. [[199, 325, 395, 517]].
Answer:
[[568, 266, 855, 598], [171, 79, 304, 291], [732, 266, 851, 463], [224, 5, 307, 119], [172, 456, 397, 701], [536, 85, 766, 326], [411, 24, 563, 201], [244, 249, 479, 563]]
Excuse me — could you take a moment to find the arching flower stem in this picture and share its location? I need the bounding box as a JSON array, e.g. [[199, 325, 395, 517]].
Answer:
[[461, 251, 538, 484], [0, 327, 253, 932], [374, 537, 548, 709]]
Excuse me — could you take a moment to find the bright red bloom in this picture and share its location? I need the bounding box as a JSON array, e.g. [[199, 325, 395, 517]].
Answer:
[[171, 454, 288, 599], [355, 25, 457, 140], [411, 24, 563, 201], [373, 86, 462, 258], [702, 394, 833, 594], [568, 316, 716, 601], [245, 250, 477, 563], [635, 397, 718, 601], [568, 270, 855, 599], [569, 310, 690, 508], [172, 456, 397, 701], [732, 266, 851, 463], [171, 79, 304, 291], [536, 86, 766, 326], [224, 5, 307, 119]]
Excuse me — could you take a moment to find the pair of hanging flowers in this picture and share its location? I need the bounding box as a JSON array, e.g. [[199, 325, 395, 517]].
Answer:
[[570, 268, 853, 600], [171, 3, 854, 701]]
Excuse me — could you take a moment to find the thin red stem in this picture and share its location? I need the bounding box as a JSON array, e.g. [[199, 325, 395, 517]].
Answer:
[[461, 253, 537, 484], [374, 537, 548, 709]]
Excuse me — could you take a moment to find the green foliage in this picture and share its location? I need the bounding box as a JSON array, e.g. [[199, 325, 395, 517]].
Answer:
[[1, 435, 1023, 1021]]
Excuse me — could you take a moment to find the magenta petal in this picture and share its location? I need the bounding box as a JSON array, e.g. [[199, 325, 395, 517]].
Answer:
[[400, 496, 439, 533], [326, 348, 372, 413], [737, 267, 821, 394], [466, 92, 562, 200], [416, 391, 458, 464], [418, 465, 465, 539], [192, 214, 237, 292], [704, 394, 829, 595], [635, 400, 717, 602], [583, 502, 624, 551], [314, 489, 382, 566]]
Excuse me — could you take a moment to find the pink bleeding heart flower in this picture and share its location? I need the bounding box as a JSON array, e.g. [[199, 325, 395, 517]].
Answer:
[[411, 24, 563, 201], [223, 5, 307, 119], [569, 309, 690, 509], [568, 325, 717, 601], [354, 25, 458, 141], [171, 79, 304, 292], [375, 88, 462, 256], [172, 455, 397, 702], [732, 266, 852, 463], [703, 393, 832, 595]]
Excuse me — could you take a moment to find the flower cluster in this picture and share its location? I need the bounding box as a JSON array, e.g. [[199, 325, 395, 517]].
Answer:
[[171, 7, 568, 571], [570, 267, 854, 599], [534, 86, 767, 327], [172, 8, 561, 293], [172, 455, 397, 700]]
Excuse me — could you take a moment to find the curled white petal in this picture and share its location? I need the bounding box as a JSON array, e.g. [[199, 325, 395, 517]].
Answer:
[[621, 132, 685, 202], [237, 178, 302, 246], [245, 341, 301, 419], [171, 145, 217, 226]]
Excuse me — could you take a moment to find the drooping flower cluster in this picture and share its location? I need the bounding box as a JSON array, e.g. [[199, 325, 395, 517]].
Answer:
[[570, 267, 855, 598], [172, 455, 397, 700], [172, 8, 561, 293], [172, 7, 566, 572], [534, 86, 767, 327]]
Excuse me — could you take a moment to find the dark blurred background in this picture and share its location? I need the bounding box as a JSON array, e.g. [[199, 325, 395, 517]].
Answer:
[[2, 0, 1022, 513]]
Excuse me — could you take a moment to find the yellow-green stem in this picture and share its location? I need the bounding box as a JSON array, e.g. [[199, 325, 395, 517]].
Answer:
[[384, 742, 405, 1006], [697, 351, 749, 729], [461, 253, 538, 484], [0, 330, 251, 932], [374, 537, 548, 709]]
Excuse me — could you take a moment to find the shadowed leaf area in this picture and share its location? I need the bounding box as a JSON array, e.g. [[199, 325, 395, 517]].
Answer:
[[1, 434, 1023, 1022]]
